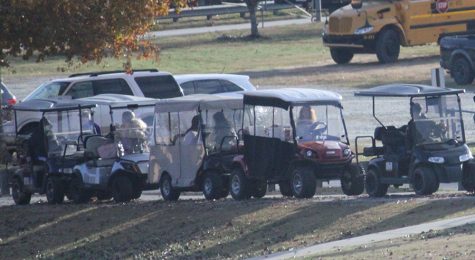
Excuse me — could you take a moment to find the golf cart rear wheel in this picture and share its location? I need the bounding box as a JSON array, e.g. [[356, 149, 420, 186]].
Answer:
[[279, 181, 293, 197], [229, 167, 251, 200], [112, 175, 133, 203], [252, 180, 267, 199], [12, 177, 31, 205], [160, 174, 180, 201], [202, 171, 225, 200], [341, 164, 365, 196], [365, 168, 388, 197], [46, 177, 65, 204], [69, 174, 92, 204], [291, 167, 316, 199], [462, 162, 475, 192], [413, 167, 438, 196]]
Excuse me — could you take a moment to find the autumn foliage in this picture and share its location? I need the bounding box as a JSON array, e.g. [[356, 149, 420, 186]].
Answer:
[[0, 0, 187, 69]]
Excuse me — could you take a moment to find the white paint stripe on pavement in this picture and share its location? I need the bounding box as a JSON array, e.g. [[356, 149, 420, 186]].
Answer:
[[249, 213, 475, 260]]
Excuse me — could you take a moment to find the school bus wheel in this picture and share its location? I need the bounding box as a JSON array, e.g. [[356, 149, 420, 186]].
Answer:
[[330, 48, 354, 64], [376, 29, 400, 64]]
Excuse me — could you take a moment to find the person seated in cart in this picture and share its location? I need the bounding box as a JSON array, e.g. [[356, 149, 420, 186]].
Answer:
[[28, 117, 60, 162], [211, 111, 237, 152], [81, 110, 101, 135], [296, 105, 327, 141], [118, 110, 149, 154], [183, 115, 201, 145]]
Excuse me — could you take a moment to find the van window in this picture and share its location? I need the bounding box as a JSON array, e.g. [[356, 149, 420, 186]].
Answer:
[[135, 75, 182, 99], [180, 82, 195, 95], [67, 82, 94, 99], [194, 80, 222, 94], [24, 81, 70, 101], [220, 80, 242, 92], [94, 79, 133, 95]]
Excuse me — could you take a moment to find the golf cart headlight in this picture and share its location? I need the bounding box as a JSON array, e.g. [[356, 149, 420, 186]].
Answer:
[[306, 150, 313, 157], [459, 153, 472, 163], [354, 26, 374, 35], [428, 157, 445, 164], [122, 162, 141, 173], [343, 148, 351, 156], [137, 162, 149, 174]]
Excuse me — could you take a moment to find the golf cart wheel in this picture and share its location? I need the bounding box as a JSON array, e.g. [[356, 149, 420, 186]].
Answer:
[[46, 177, 65, 204], [279, 181, 293, 197], [11, 177, 31, 205], [112, 175, 133, 203], [330, 48, 354, 64], [69, 174, 92, 204], [365, 168, 388, 197], [413, 167, 438, 196], [341, 164, 365, 196], [376, 29, 400, 64], [462, 162, 475, 192], [229, 167, 251, 200], [252, 180, 267, 199], [451, 57, 475, 85], [291, 167, 316, 199], [160, 174, 180, 201], [202, 171, 225, 200], [132, 186, 143, 200]]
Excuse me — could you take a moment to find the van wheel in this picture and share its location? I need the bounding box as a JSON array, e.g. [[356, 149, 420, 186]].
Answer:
[[330, 48, 354, 64], [365, 168, 388, 197], [69, 175, 92, 204], [413, 167, 438, 195], [451, 57, 474, 85], [202, 171, 225, 200], [229, 167, 251, 200], [341, 164, 365, 196], [376, 29, 400, 63], [12, 178, 31, 205], [279, 181, 293, 197], [112, 175, 133, 203], [291, 167, 316, 198], [252, 180, 267, 199], [46, 177, 65, 204], [160, 174, 180, 201]]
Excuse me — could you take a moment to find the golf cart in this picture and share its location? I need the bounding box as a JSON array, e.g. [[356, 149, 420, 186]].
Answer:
[[354, 84, 473, 197], [149, 94, 243, 201], [10, 99, 96, 205], [230, 88, 363, 200], [71, 94, 157, 203]]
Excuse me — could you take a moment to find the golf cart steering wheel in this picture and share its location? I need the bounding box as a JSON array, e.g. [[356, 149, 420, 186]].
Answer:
[[309, 121, 327, 136]]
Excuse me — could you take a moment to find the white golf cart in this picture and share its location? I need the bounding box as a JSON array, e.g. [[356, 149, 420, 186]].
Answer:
[[149, 94, 243, 200]]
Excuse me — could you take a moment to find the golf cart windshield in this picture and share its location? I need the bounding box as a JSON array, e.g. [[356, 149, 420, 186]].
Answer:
[[43, 108, 95, 157], [293, 105, 347, 143], [112, 105, 154, 155], [411, 95, 464, 146]]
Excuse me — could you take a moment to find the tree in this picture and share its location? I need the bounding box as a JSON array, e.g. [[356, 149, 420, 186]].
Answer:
[[244, 0, 261, 37]]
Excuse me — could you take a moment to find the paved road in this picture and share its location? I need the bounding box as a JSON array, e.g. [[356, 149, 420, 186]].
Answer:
[[250, 213, 475, 259], [145, 18, 312, 38]]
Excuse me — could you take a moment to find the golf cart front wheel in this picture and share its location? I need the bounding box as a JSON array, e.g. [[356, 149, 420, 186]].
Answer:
[[112, 175, 134, 203], [252, 180, 267, 199], [413, 167, 438, 195], [279, 181, 293, 197], [46, 177, 65, 204], [12, 177, 31, 205], [69, 174, 92, 204], [365, 168, 388, 197], [229, 167, 251, 200], [291, 167, 316, 199], [160, 174, 180, 201], [202, 171, 225, 200], [462, 162, 475, 192], [341, 164, 365, 196]]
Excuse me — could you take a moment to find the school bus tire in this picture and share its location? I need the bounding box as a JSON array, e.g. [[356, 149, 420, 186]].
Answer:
[[376, 29, 400, 64]]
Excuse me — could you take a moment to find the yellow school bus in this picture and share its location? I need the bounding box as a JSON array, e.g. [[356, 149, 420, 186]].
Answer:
[[322, 0, 475, 64]]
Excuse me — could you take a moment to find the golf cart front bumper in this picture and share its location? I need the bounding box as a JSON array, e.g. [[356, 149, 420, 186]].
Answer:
[[434, 164, 463, 183]]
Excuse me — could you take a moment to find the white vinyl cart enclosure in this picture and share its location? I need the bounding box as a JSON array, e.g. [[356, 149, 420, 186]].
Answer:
[[150, 94, 243, 200], [72, 94, 157, 203]]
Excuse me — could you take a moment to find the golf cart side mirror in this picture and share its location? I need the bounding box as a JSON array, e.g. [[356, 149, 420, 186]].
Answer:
[[351, 0, 363, 9]]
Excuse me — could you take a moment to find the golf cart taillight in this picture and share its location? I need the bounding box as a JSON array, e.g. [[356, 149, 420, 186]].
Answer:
[[7, 98, 16, 106]]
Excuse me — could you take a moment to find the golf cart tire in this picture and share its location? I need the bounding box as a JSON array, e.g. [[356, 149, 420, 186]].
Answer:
[[291, 167, 316, 199], [462, 162, 475, 192], [202, 171, 226, 200], [330, 48, 354, 64], [279, 181, 293, 197], [46, 177, 65, 204], [69, 174, 92, 204], [413, 167, 438, 196], [341, 164, 365, 196], [11, 177, 32, 205], [132, 186, 142, 200], [376, 29, 400, 64], [252, 180, 267, 199], [365, 168, 389, 197], [229, 167, 251, 200], [160, 174, 180, 201], [112, 175, 133, 203]]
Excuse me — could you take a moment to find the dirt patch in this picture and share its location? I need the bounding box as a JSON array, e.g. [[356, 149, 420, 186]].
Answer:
[[1, 196, 475, 259]]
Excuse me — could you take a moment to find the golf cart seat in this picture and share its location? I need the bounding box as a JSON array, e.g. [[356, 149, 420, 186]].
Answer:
[[84, 135, 115, 159], [381, 126, 406, 156], [362, 127, 385, 156]]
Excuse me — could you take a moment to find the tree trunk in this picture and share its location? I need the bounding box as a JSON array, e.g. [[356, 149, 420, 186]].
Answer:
[[245, 0, 260, 38]]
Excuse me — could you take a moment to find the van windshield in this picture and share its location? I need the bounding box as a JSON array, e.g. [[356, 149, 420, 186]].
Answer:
[[24, 81, 70, 101]]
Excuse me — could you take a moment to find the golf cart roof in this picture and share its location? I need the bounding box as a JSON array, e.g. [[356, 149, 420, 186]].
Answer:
[[243, 88, 342, 109], [78, 94, 158, 109], [12, 98, 96, 112], [354, 84, 465, 97], [155, 93, 243, 113]]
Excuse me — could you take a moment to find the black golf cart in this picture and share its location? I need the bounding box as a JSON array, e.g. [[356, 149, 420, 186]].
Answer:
[[354, 84, 474, 196], [10, 99, 96, 204], [230, 88, 364, 200]]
